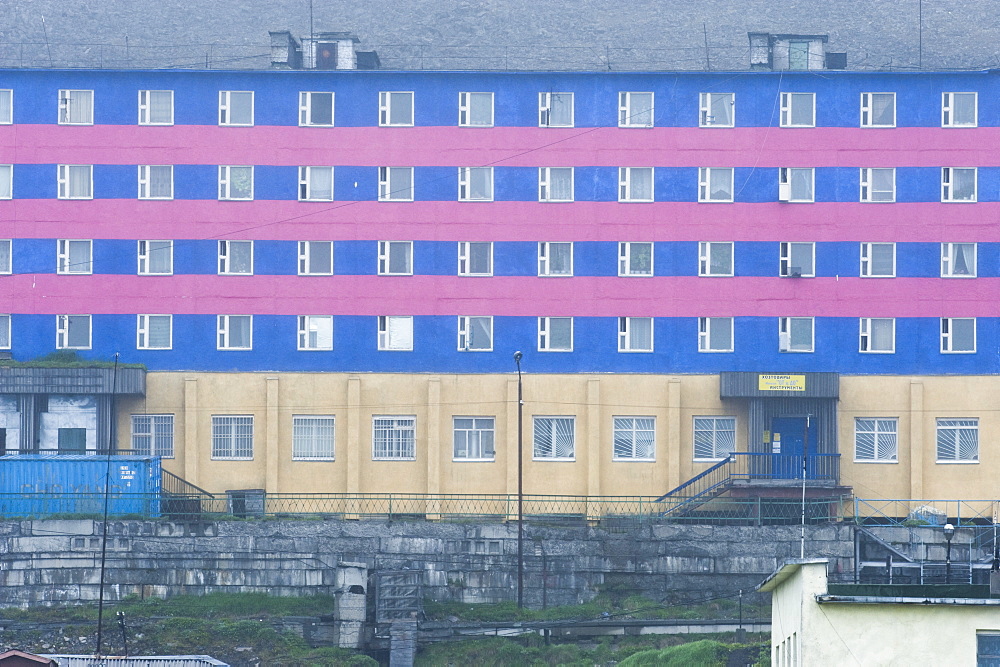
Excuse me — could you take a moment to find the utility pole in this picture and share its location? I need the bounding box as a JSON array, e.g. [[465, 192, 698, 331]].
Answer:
[[514, 351, 524, 608]]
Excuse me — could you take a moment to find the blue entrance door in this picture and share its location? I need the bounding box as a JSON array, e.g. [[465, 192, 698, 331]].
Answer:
[[771, 417, 817, 479]]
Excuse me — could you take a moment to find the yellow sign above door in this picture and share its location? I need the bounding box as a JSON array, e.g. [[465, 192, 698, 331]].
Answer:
[[758, 374, 806, 391]]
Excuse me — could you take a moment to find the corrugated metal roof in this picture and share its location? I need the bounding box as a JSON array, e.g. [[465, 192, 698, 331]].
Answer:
[[0, 368, 145, 395], [720, 372, 839, 399], [42, 656, 229, 667]]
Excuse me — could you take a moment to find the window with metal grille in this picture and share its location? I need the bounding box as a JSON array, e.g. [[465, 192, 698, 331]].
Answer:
[[131, 414, 174, 457], [694, 417, 736, 460], [854, 418, 897, 462], [533, 416, 575, 460], [373, 416, 416, 459], [936, 418, 978, 462], [293, 416, 335, 459], [212, 415, 254, 459], [613, 417, 655, 460]]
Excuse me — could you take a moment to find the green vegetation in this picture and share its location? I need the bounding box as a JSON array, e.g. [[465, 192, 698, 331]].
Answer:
[[0, 350, 145, 368]]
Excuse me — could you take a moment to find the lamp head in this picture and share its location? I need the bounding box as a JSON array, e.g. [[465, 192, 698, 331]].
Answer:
[[513, 351, 523, 363], [943, 523, 956, 539]]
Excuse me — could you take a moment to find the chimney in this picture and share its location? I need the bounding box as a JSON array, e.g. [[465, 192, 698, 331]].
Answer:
[[269, 30, 302, 69]]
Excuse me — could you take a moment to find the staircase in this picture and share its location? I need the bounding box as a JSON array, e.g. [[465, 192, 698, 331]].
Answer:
[[161, 469, 216, 518]]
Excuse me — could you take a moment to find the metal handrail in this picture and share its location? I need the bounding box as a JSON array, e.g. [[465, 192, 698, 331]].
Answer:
[[162, 469, 215, 498], [655, 454, 736, 502]]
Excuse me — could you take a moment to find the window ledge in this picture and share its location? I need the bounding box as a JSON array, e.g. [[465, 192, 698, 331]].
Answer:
[[292, 457, 335, 461], [853, 459, 898, 464]]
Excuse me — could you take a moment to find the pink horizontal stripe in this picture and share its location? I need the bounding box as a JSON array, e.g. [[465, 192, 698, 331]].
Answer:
[[1, 200, 999, 242], [0, 125, 998, 167], [2, 275, 997, 318]]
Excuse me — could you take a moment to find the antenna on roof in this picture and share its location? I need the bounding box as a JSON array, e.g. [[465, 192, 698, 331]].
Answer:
[[40, 17, 53, 67]]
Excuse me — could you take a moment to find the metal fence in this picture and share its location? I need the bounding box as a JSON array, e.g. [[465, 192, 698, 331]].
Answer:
[[855, 498, 998, 527]]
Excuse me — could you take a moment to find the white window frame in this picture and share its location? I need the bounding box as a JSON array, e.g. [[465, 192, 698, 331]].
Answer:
[[941, 242, 977, 278], [699, 317, 734, 353], [378, 316, 413, 351], [218, 166, 254, 201], [538, 167, 574, 203], [936, 418, 979, 463], [293, 415, 336, 460], [458, 92, 494, 127], [458, 167, 494, 202], [57, 239, 92, 275], [457, 316, 493, 352], [693, 416, 736, 461], [298, 241, 334, 276], [0, 239, 11, 275], [779, 242, 815, 278], [453, 417, 495, 461], [379, 91, 414, 127], [618, 242, 654, 277], [137, 165, 174, 200], [538, 242, 573, 277], [378, 167, 414, 202], [57, 165, 93, 200], [58, 89, 93, 125], [860, 92, 895, 128], [218, 91, 254, 127], [779, 92, 815, 128], [136, 314, 172, 350], [618, 167, 654, 202], [457, 242, 492, 277], [699, 92, 735, 128], [618, 91, 654, 128], [297, 315, 333, 351], [941, 167, 977, 203], [779, 317, 814, 353], [854, 418, 898, 463], [217, 314, 253, 351], [0, 89, 11, 124], [218, 240, 254, 275], [378, 241, 413, 276], [859, 242, 895, 278], [698, 242, 734, 277], [0, 164, 12, 199], [942, 92, 977, 128], [613, 416, 656, 461], [0, 314, 10, 350], [538, 317, 573, 352], [211, 415, 254, 460], [859, 317, 895, 354], [137, 240, 173, 276], [532, 416, 575, 461], [298, 166, 334, 201], [372, 416, 416, 460], [137, 90, 174, 126], [56, 314, 91, 350], [698, 167, 734, 203], [618, 317, 654, 353], [131, 414, 175, 458], [859, 168, 895, 203], [778, 167, 814, 203], [941, 317, 976, 354], [299, 91, 335, 127], [538, 92, 574, 128]]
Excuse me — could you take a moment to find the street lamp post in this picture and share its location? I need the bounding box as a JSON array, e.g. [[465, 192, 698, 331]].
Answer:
[[514, 351, 524, 609], [943, 522, 955, 584]]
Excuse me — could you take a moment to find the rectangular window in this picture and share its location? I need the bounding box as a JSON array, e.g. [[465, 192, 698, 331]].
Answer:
[[618, 317, 653, 352], [538, 317, 572, 352], [539, 92, 574, 127], [942, 92, 977, 127], [619, 92, 654, 127], [787, 41, 810, 69], [860, 242, 895, 278], [453, 417, 495, 460], [778, 167, 814, 202], [619, 167, 654, 202], [613, 416, 655, 460], [538, 167, 574, 202], [218, 240, 253, 275], [298, 166, 334, 201], [136, 314, 172, 350], [936, 418, 978, 462], [860, 167, 895, 202], [855, 418, 897, 462], [698, 242, 733, 277], [779, 317, 814, 353], [0, 314, 10, 349], [138, 90, 173, 125], [56, 314, 91, 350], [137, 240, 173, 276], [942, 167, 977, 202], [458, 316, 493, 351], [538, 242, 573, 276], [780, 92, 815, 127], [0, 89, 11, 124], [219, 91, 254, 126], [941, 242, 977, 278], [299, 91, 334, 127], [698, 167, 734, 202], [298, 315, 333, 351], [373, 416, 416, 460], [859, 317, 895, 353], [57, 165, 93, 199], [458, 92, 493, 127], [533, 416, 575, 460], [941, 317, 976, 353], [779, 242, 815, 277], [379, 91, 414, 127], [58, 90, 93, 125], [699, 92, 734, 127], [619, 242, 653, 277], [977, 632, 1000, 664], [137, 165, 173, 199], [458, 167, 493, 201], [457, 242, 492, 276], [211, 415, 254, 459], [860, 93, 895, 128], [217, 315, 252, 350], [378, 241, 413, 275], [699, 317, 733, 353], [693, 416, 736, 461], [298, 241, 333, 275], [57, 239, 92, 274], [131, 414, 174, 457], [293, 415, 335, 459], [378, 316, 413, 351], [378, 167, 414, 201], [0, 164, 11, 199], [0, 239, 11, 274], [218, 166, 253, 200]]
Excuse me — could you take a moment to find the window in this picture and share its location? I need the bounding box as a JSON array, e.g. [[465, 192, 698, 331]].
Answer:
[[942, 167, 977, 202], [699, 92, 734, 127], [298, 315, 333, 350], [538, 317, 572, 352], [57, 239, 92, 275], [218, 166, 253, 200], [779, 92, 815, 127], [779, 242, 815, 278], [211, 415, 253, 459], [56, 314, 91, 350], [458, 316, 493, 351], [138, 90, 173, 125], [131, 415, 174, 457], [58, 90, 93, 125], [942, 92, 977, 127], [217, 315, 252, 350], [458, 167, 493, 201], [699, 317, 733, 353], [694, 417, 736, 460], [299, 91, 334, 127], [373, 416, 416, 460], [136, 314, 172, 350], [698, 167, 733, 202], [859, 317, 894, 353], [293, 416, 335, 459], [453, 417, 495, 460], [0, 89, 10, 124], [860, 93, 895, 128], [378, 241, 413, 275], [618, 317, 653, 352], [977, 632, 1000, 664], [538, 242, 573, 276], [779, 317, 814, 353], [299, 166, 334, 201], [936, 418, 978, 462], [860, 242, 895, 277], [619, 242, 653, 277], [137, 240, 173, 276], [698, 242, 733, 277], [619, 92, 654, 127], [137, 165, 173, 199], [778, 167, 814, 202], [619, 167, 654, 202], [378, 167, 413, 201], [941, 317, 976, 353], [218, 91, 253, 126], [860, 168, 895, 202], [218, 240, 253, 275], [457, 242, 492, 276], [533, 416, 574, 460], [539, 92, 573, 127], [538, 167, 574, 202], [855, 418, 897, 462], [57, 165, 93, 199], [298, 241, 333, 275], [787, 41, 810, 69], [458, 92, 493, 127], [0, 314, 9, 349], [0, 239, 11, 274], [379, 91, 414, 126], [613, 417, 655, 460], [0, 164, 11, 199], [378, 316, 413, 351], [941, 243, 976, 278]]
